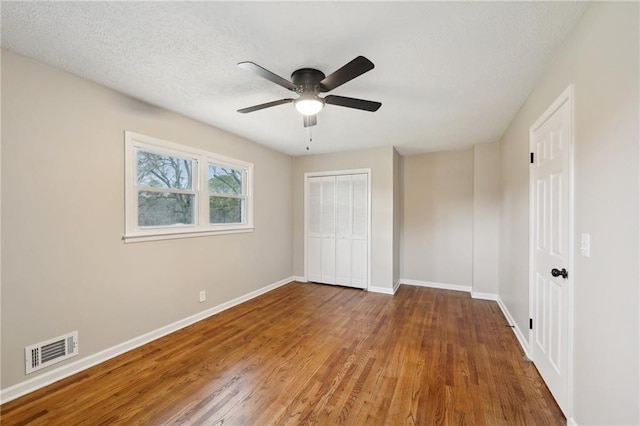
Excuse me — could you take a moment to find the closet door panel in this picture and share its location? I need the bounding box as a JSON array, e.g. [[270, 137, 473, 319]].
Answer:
[[307, 177, 322, 237], [321, 176, 336, 236], [336, 239, 352, 285], [307, 238, 322, 282], [351, 239, 367, 288], [320, 176, 336, 284], [335, 175, 352, 285], [352, 174, 368, 239], [307, 177, 323, 282], [321, 238, 336, 284], [336, 175, 352, 236], [351, 174, 368, 288]]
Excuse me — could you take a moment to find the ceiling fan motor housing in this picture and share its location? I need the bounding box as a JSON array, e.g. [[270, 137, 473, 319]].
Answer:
[[291, 68, 326, 93]]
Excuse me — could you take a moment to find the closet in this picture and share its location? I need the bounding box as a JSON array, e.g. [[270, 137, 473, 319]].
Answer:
[[306, 172, 369, 289]]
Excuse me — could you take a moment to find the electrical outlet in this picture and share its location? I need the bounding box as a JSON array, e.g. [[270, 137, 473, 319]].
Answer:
[[199, 290, 206, 303]]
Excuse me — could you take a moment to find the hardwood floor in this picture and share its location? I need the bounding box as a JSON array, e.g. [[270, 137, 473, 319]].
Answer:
[[1, 283, 564, 425]]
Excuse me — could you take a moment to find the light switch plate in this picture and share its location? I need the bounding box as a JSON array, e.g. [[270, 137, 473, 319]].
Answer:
[[579, 233, 591, 257]]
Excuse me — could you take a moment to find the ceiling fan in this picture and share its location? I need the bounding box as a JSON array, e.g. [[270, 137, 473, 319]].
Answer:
[[237, 56, 382, 127]]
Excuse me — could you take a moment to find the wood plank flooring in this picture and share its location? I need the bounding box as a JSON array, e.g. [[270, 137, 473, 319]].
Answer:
[[1, 283, 565, 425]]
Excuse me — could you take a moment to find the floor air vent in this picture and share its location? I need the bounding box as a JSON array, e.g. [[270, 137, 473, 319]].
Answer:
[[25, 331, 78, 374]]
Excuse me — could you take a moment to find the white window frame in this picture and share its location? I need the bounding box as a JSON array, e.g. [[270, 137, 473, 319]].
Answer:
[[124, 131, 253, 243]]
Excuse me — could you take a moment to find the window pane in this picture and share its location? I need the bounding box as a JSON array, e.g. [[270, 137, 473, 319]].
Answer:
[[208, 164, 243, 195], [210, 196, 242, 224], [137, 151, 193, 190], [138, 191, 195, 227]]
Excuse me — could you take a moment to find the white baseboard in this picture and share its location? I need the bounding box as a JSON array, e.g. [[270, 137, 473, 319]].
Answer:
[[400, 278, 472, 293], [293, 275, 307, 283], [0, 276, 295, 405], [393, 279, 401, 294], [368, 285, 394, 295], [566, 418, 578, 426], [496, 297, 530, 359], [471, 291, 499, 301]]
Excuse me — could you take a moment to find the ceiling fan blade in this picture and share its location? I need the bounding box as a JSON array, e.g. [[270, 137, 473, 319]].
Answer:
[[324, 95, 381, 112], [303, 115, 317, 128], [238, 62, 298, 92], [237, 98, 294, 114], [318, 56, 375, 92]]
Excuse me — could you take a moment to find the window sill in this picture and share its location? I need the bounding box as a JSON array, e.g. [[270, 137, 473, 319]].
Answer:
[[123, 226, 254, 243]]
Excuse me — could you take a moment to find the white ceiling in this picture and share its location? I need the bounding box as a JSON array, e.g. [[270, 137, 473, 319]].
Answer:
[[1, 1, 587, 156]]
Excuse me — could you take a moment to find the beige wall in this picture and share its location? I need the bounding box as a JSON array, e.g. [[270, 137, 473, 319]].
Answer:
[[498, 3, 639, 424], [292, 146, 395, 291], [472, 142, 499, 295], [401, 149, 473, 286], [1, 50, 293, 389]]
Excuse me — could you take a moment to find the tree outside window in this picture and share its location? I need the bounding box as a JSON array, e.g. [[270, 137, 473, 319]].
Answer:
[[136, 151, 195, 227], [209, 164, 245, 224]]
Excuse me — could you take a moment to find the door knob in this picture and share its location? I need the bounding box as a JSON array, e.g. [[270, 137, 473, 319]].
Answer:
[[551, 268, 568, 279]]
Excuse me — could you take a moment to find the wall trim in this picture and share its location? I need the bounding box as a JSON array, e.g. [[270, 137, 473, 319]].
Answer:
[[471, 291, 499, 301], [293, 276, 307, 283], [393, 279, 401, 294], [368, 286, 395, 295], [566, 417, 578, 426], [496, 297, 531, 359], [400, 278, 471, 293], [0, 276, 295, 405]]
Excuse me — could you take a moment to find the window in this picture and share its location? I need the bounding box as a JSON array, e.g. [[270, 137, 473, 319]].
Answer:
[[125, 131, 253, 242], [136, 151, 196, 227], [208, 163, 245, 224]]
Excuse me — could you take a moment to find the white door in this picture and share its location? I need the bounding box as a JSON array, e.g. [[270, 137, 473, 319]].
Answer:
[[306, 172, 368, 289], [530, 87, 573, 416]]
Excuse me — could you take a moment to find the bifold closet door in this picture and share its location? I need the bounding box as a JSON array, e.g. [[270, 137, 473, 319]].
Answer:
[[335, 174, 367, 288], [307, 176, 336, 284], [307, 173, 368, 289]]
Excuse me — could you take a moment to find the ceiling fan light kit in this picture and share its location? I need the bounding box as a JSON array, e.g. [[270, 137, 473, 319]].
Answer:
[[295, 96, 324, 116], [237, 56, 381, 128]]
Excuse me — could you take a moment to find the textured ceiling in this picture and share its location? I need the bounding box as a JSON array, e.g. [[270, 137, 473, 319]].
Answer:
[[1, 2, 587, 156]]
